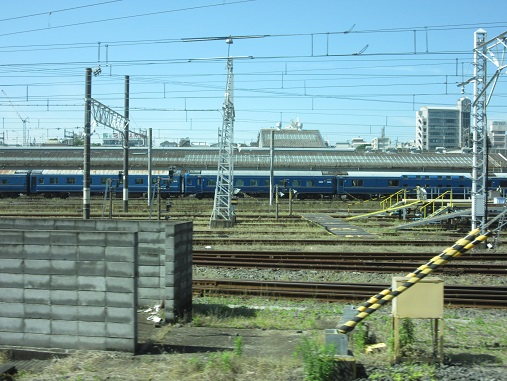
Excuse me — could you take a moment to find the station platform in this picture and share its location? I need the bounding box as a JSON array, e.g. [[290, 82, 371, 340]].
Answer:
[[301, 213, 376, 238]]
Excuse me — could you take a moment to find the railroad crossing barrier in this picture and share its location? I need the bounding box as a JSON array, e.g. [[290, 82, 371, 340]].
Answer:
[[337, 228, 492, 334]]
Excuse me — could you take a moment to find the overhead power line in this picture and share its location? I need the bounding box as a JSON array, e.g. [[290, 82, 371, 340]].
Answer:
[[0, 0, 255, 38], [0, 0, 123, 23]]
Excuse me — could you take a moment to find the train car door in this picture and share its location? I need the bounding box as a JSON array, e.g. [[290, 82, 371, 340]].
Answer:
[[336, 176, 345, 195], [29, 173, 37, 194]]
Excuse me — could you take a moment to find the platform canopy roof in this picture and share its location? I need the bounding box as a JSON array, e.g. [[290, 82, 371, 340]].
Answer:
[[1, 146, 506, 173]]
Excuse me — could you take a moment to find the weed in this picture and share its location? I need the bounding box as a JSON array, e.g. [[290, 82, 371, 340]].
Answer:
[[399, 318, 416, 351], [352, 323, 367, 353], [234, 336, 243, 357], [295, 336, 336, 381], [0, 350, 10, 365], [192, 315, 203, 326]]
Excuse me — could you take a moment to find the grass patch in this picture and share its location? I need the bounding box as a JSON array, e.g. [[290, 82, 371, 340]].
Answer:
[[191, 296, 341, 330]]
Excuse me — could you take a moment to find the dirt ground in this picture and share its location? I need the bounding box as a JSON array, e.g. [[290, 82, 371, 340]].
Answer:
[[2, 313, 319, 380], [137, 310, 319, 358]]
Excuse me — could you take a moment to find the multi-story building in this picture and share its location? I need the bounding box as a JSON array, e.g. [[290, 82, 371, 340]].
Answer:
[[415, 98, 471, 151], [371, 136, 391, 151], [489, 121, 507, 150]]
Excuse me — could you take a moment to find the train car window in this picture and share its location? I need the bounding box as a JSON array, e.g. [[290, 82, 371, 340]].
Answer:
[[49, 178, 58, 184], [135, 178, 144, 185], [402, 175, 408, 179], [438, 176, 443, 179], [100, 178, 108, 184], [235, 179, 245, 186], [196, 179, 202, 186], [260, 179, 268, 186], [207, 179, 216, 187], [500, 181, 507, 187], [38, 178, 44, 184], [66, 178, 76, 184], [388, 180, 399, 186], [249, 179, 258, 186], [352, 180, 364, 187], [292, 180, 301, 186], [306, 180, 315, 187], [1, 179, 7, 185]]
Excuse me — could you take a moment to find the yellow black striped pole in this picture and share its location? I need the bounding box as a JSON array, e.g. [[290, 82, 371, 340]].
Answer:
[[356, 229, 481, 313], [338, 229, 492, 334]]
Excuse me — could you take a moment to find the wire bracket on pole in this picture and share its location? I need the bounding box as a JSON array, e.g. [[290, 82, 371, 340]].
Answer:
[[90, 98, 129, 139]]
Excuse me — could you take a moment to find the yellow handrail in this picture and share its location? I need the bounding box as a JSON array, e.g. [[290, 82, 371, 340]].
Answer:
[[380, 189, 407, 210], [419, 191, 453, 218]]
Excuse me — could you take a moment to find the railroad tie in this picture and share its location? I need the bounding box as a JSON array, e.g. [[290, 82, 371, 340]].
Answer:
[[338, 228, 492, 334]]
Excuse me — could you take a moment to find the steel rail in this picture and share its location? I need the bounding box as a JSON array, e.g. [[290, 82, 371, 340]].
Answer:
[[193, 249, 507, 261], [193, 238, 455, 246], [193, 250, 507, 275], [193, 256, 507, 275], [193, 279, 507, 308]]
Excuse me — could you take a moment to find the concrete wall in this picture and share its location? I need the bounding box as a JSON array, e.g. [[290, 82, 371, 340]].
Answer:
[[0, 229, 138, 352], [0, 219, 193, 318], [0, 219, 193, 353]]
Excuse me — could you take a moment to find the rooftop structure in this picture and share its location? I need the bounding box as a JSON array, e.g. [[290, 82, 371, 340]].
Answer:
[[2, 146, 506, 173], [258, 128, 326, 148]]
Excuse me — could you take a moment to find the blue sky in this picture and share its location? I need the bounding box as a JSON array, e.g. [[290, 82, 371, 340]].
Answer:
[[1, 0, 507, 146]]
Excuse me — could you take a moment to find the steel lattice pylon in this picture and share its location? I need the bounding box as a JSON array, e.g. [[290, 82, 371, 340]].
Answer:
[[210, 57, 235, 228], [472, 29, 488, 231], [469, 29, 507, 231]]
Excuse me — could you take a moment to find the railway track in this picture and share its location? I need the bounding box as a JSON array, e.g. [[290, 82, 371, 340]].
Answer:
[[193, 279, 507, 308], [192, 250, 507, 275], [193, 237, 482, 247]]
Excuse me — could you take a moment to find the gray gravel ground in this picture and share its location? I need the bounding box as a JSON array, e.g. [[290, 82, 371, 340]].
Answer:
[[356, 363, 507, 381]]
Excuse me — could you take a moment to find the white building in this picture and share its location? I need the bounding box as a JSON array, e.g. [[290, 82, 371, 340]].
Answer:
[[415, 98, 471, 151], [350, 137, 369, 150], [489, 121, 507, 150], [371, 136, 391, 151]]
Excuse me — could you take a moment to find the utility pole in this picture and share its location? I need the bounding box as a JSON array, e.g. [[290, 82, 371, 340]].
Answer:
[[83, 68, 92, 219], [123, 75, 130, 212], [147, 128, 152, 207], [269, 130, 274, 206], [210, 38, 235, 228]]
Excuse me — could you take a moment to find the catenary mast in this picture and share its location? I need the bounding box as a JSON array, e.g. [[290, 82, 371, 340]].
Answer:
[[210, 38, 236, 228], [465, 29, 507, 232]]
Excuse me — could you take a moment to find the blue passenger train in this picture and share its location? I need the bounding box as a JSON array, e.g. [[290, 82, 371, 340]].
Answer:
[[1, 169, 506, 200]]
